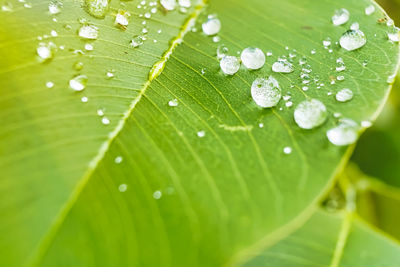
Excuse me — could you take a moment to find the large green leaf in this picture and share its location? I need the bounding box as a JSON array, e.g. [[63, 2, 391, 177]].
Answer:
[[0, 0, 399, 266], [243, 210, 400, 267]]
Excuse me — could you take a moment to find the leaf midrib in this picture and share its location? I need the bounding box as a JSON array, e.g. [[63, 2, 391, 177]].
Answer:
[[25, 2, 207, 266]]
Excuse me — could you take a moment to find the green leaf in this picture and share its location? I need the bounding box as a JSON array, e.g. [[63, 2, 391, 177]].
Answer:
[[242, 210, 400, 267], [0, 0, 399, 266]]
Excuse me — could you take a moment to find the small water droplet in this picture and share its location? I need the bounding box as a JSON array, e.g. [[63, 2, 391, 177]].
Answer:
[[114, 156, 123, 164], [106, 70, 114, 79], [36, 42, 55, 61], [46, 81, 54, 88], [160, 0, 176, 10], [168, 99, 178, 106], [212, 36, 221, 43], [78, 24, 99, 39], [115, 9, 131, 27], [365, 5, 375, 15], [81, 96, 88, 102], [178, 0, 191, 8], [84, 43, 94, 51], [339, 29, 366, 51], [350, 22, 359, 30], [74, 61, 84, 71], [202, 17, 221, 36], [69, 74, 88, 91], [258, 123, 264, 128], [197, 130, 205, 138], [131, 35, 144, 47], [49, 1, 62, 15], [97, 109, 104, 116], [332, 8, 350, 26], [216, 44, 228, 59], [241, 47, 265, 70], [220, 56, 240, 75], [388, 27, 400, 42], [272, 59, 294, 73], [336, 88, 353, 102], [323, 38, 331, 47], [153, 190, 162, 199], [85, 0, 109, 18], [294, 99, 327, 129], [327, 118, 359, 146], [2, 2, 13, 12], [251, 76, 281, 108], [102, 117, 110, 125], [119, 184, 127, 192], [283, 146, 292, 154]]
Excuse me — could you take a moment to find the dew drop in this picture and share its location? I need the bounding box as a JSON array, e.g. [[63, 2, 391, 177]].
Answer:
[[74, 61, 84, 71], [220, 56, 240, 75], [153, 190, 162, 199], [365, 5, 375, 15], [46, 81, 54, 88], [2, 2, 13, 12], [251, 76, 281, 108], [339, 30, 366, 51], [119, 184, 127, 192], [81, 96, 88, 102], [160, 0, 176, 11], [102, 117, 110, 125], [48, 1, 62, 15], [197, 130, 205, 138], [294, 99, 327, 129], [283, 146, 292, 154], [241, 47, 265, 70], [114, 156, 123, 164], [216, 44, 228, 59], [85, 0, 109, 18], [79, 24, 99, 40], [178, 0, 191, 8], [168, 99, 178, 106], [69, 74, 88, 91], [327, 118, 359, 146], [202, 17, 221, 36], [332, 8, 350, 26], [350, 22, 359, 30], [131, 35, 144, 48], [106, 70, 114, 79], [336, 88, 353, 102], [115, 9, 131, 27], [85, 43, 94, 51], [272, 59, 294, 73], [36, 43, 54, 61]]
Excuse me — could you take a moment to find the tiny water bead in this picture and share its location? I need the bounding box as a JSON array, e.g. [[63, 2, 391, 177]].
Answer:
[[283, 146, 292, 154], [350, 22, 359, 30], [388, 27, 400, 42], [272, 59, 294, 73], [178, 0, 191, 8], [85, 0, 109, 18], [336, 88, 353, 102], [115, 9, 131, 27], [84, 43, 94, 51], [46, 81, 54, 88], [332, 8, 349, 26], [119, 184, 127, 192], [48, 1, 62, 14], [114, 156, 123, 164], [326, 118, 359, 146], [153, 190, 162, 199], [202, 17, 221, 36], [102, 117, 110, 125], [81, 96, 88, 102], [160, 0, 176, 11], [69, 74, 88, 91], [340, 30, 366, 51], [79, 24, 99, 39], [36, 43, 54, 61], [106, 70, 114, 79], [294, 99, 327, 129], [131, 35, 144, 48], [197, 130, 205, 138], [365, 5, 375, 15], [251, 76, 281, 108], [220, 56, 240, 75], [168, 99, 178, 107], [216, 44, 228, 59], [241, 47, 265, 70]]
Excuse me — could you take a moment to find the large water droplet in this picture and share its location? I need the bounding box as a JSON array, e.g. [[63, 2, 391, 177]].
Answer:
[[294, 99, 327, 129], [272, 59, 294, 73], [251, 76, 281, 108], [69, 74, 88, 91], [339, 30, 366, 51], [79, 24, 99, 39], [327, 118, 359, 146], [202, 17, 221, 36], [332, 8, 349, 26], [241, 47, 265, 70], [336, 88, 353, 102], [85, 0, 109, 18], [160, 0, 176, 11], [220, 56, 240, 75]]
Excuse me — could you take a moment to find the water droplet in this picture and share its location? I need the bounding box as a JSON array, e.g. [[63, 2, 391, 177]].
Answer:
[[361, 120, 372, 128], [294, 99, 327, 129], [69, 74, 88, 91], [337, 75, 345, 81], [212, 36, 220, 43], [310, 49, 316, 55], [283, 146, 292, 154], [332, 8, 350, 26], [323, 38, 331, 47], [168, 99, 178, 106], [178, 0, 191, 8], [97, 109, 104, 116], [285, 101, 293, 107], [46, 81, 54, 88], [50, 30, 58, 37], [350, 22, 359, 30], [48, 1, 62, 14], [258, 123, 264, 128], [153, 190, 162, 199], [216, 44, 228, 59], [81, 96, 88, 102], [197, 130, 205, 138], [130, 35, 144, 48], [241, 47, 265, 70], [115, 9, 131, 27], [388, 27, 400, 42], [339, 30, 366, 51], [251, 76, 281, 108], [336, 88, 353, 102], [74, 61, 84, 70], [365, 5, 375, 15], [106, 70, 114, 78], [220, 56, 240, 75], [114, 156, 123, 164], [202, 17, 221, 36], [1, 2, 13, 12], [327, 118, 359, 146], [119, 184, 127, 192], [85, 0, 109, 18], [102, 117, 110, 125], [79, 24, 99, 40], [272, 59, 294, 73], [160, 0, 176, 11], [84, 43, 94, 51], [387, 74, 396, 83], [387, 19, 394, 27], [36, 42, 55, 61]]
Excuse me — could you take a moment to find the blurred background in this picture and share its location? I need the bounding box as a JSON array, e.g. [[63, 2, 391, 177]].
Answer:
[[337, 0, 400, 242]]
